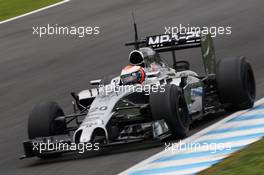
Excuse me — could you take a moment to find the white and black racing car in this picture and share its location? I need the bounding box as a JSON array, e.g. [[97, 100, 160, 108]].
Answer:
[[21, 23, 256, 159]]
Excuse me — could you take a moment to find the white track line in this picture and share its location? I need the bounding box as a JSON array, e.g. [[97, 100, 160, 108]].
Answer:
[[208, 118, 264, 130], [196, 128, 264, 142], [133, 155, 227, 170], [120, 98, 264, 175], [0, 0, 71, 25], [242, 109, 264, 115], [158, 166, 211, 175]]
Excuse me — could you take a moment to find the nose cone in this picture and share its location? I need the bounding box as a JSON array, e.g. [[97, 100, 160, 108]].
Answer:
[[73, 125, 93, 143], [73, 119, 106, 143]]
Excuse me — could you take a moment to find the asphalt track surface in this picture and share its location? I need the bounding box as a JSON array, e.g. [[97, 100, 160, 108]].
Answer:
[[0, 0, 264, 174]]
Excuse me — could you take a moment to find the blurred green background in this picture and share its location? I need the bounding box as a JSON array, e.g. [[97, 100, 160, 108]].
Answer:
[[199, 138, 264, 175], [0, 0, 62, 21]]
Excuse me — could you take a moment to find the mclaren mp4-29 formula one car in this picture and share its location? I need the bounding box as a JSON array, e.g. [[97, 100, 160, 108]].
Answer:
[[21, 24, 256, 159]]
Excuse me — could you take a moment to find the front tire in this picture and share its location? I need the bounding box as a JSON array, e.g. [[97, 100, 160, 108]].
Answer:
[[28, 102, 67, 139], [150, 84, 190, 139]]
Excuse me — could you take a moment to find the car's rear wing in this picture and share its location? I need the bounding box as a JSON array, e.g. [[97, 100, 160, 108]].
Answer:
[[125, 32, 201, 51], [146, 33, 201, 52], [126, 32, 216, 75]]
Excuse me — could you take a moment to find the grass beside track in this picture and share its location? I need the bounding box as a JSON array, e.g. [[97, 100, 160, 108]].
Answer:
[[0, 0, 62, 21], [199, 138, 264, 175]]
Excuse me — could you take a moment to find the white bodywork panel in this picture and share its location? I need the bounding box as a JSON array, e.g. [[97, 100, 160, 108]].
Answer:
[[74, 67, 203, 143]]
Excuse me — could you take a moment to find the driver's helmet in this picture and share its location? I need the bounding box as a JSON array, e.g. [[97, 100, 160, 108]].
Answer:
[[120, 65, 145, 85]]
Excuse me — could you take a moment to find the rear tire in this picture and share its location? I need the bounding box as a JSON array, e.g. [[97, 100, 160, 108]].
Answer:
[[216, 57, 256, 111], [28, 102, 67, 139], [150, 84, 190, 139]]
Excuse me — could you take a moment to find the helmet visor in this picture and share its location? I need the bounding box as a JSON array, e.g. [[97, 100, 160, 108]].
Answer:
[[120, 72, 139, 85]]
